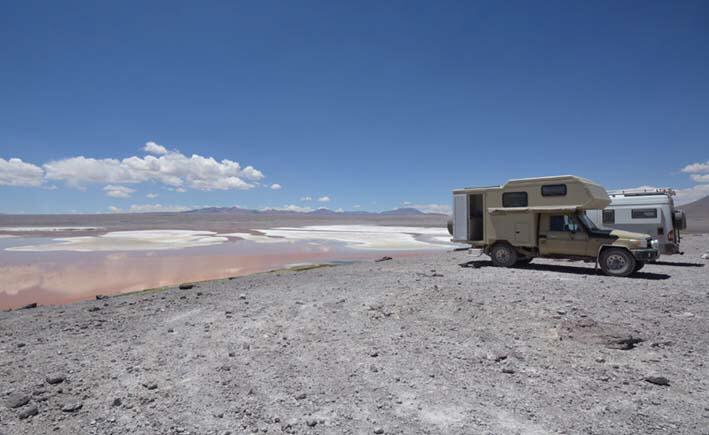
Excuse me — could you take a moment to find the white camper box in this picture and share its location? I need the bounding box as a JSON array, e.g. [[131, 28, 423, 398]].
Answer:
[[586, 188, 686, 255]]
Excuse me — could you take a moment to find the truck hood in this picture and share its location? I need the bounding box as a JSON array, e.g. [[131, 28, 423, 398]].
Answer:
[[608, 229, 650, 240]]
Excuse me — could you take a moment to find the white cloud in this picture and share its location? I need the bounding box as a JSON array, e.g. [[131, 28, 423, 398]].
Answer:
[[0, 158, 45, 187], [317, 196, 331, 202], [146, 193, 158, 199], [128, 204, 193, 213], [300, 196, 312, 201], [681, 161, 709, 174], [143, 141, 168, 155], [353, 204, 361, 209], [263, 204, 314, 212], [406, 203, 451, 214], [108, 206, 121, 213], [270, 183, 282, 190], [690, 174, 709, 183], [42, 144, 265, 192], [103, 185, 135, 198]]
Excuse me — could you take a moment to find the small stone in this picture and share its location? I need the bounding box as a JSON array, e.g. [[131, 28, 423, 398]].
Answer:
[[6, 393, 30, 408], [375, 256, 392, 262], [18, 404, 38, 419], [370, 351, 379, 358], [142, 382, 158, 390], [306, 419, 317, 427], [228, 352, 236, 357], [95, 295, 109, 300], [644, 376, 670, 386], [17, 342, 26, 348], [46, 373, 66, 385], [62, 402, 83, 412], [502, 367, 515, 374], [294, 393, 306, 400], [179, 283, 194, 290], [167, 328, 174, 333], [239, 294, 247, 300], [374, 428, 385, 434], [18, 303, 38, 310], [112, 398, 122, 407]]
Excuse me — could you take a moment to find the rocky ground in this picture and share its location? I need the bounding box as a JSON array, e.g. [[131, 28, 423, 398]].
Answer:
[[1, 235, 708, 435]]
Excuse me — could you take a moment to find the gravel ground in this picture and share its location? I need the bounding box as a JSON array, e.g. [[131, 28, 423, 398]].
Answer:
[[1, 234, 708, 435]]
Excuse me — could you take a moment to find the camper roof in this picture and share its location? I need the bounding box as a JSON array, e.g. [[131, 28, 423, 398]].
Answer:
[[453, 175, 611, 210]]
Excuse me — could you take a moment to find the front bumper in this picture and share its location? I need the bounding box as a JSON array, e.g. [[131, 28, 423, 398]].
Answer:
[[631, 248, 659, 262]]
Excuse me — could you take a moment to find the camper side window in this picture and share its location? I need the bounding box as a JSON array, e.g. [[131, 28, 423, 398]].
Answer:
[[602, 209, 615, 224], [541, 184, 567, 196], [631, 208, 658, 219], [502, 192, 528, 207]]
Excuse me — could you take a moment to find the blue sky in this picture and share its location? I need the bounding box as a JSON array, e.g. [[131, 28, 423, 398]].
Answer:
[[1, 0, 708, 213]]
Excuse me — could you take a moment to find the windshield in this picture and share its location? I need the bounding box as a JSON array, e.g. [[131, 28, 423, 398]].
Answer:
[[577, 212, 599, 230]]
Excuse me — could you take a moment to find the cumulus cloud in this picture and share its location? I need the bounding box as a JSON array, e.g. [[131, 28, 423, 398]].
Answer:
[[681, 161, 709, 174], [263, 204, 314, 212], [690, 174, 709, 183], [146, 193, 158, 199], [108, 206, 121, 213], [128, 204, 193, 213], [143, 141, 168, 155], [317, 196, 331, 202], [300, 196, 312, 201], [0, 158, 45, 187], [103, 185, 135, 198], [407, 203, 451, 214], [270, 183, 282, 190], [41, 143, 264, 191]]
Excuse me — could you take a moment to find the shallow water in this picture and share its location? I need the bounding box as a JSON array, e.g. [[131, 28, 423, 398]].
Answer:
[[0, 226, 456, 309]]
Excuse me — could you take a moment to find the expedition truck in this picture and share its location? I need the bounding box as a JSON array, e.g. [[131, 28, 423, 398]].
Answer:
[[586, 188, 686, 255], [448, 175, 660, 277]]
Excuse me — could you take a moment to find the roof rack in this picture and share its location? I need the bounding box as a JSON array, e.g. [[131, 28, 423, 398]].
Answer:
[[608, 188, 675, 197]]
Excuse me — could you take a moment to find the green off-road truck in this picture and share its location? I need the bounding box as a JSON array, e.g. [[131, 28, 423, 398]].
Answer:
[[449, 175, 659, 277]]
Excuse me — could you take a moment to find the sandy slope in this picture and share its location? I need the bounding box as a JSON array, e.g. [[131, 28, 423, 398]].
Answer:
[[1, 235, 707, 435]]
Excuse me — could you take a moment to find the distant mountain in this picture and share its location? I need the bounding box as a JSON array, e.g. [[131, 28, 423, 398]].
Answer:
[[681, 195, 709, 215], [379, 207, 425, 216], [185, 206, 441, 216], [679, 195, 709, 233]]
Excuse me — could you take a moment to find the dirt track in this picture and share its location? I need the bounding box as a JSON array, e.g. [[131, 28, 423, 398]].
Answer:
[[1, 234, 707, 434]]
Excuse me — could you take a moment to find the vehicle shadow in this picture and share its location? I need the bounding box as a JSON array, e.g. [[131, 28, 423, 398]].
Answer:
[[651, 261, 704, 268], [459, 260, 671, 280]]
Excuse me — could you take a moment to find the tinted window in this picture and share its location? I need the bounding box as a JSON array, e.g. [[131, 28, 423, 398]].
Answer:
[[631, 208, 657, 219], [502, 192, 528, 207], [602, 209, 615, 224], [549, 215, 579, 232], [541, 184, 567, 197]]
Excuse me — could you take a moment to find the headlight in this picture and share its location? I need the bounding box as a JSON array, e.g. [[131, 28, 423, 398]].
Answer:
[[651, 239, 659, 250]]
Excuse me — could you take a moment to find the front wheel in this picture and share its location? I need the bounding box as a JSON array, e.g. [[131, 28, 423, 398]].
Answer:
[[599, 248, 636, 277], [490, 243, 518, 267]]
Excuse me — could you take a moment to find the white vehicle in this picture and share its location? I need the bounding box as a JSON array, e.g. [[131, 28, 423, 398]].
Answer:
[[586, 188, 686, 255]]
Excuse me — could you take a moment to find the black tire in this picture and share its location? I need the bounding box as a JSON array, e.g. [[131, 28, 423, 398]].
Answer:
[[490, 243, 518, 268], [634, 261, 645, 272], [599, 248, 636, 277]]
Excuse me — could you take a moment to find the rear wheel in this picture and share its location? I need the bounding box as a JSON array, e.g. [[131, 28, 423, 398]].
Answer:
[[490, 243, 518, 268], [599, 248, 636, 277]]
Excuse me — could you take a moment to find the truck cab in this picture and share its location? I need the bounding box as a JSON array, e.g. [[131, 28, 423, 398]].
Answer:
[[450, 176, 660, 277]]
